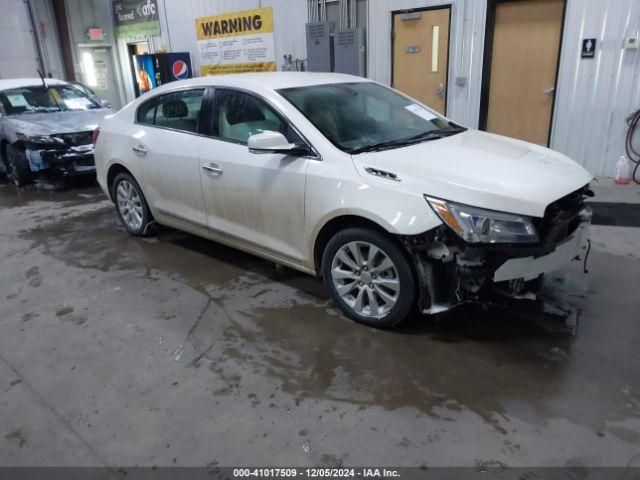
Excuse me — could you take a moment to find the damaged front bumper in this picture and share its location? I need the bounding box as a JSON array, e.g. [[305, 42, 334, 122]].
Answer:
[[493, 214, 589, 283], [26, 144, 96, 176], [406, 206, 592, 315]]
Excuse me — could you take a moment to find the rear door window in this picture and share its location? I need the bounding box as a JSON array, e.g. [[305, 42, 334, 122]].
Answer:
[[136, 89, 205, 134]]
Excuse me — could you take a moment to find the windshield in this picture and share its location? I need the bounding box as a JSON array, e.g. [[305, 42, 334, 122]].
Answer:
[[279, 82, 465, 153], [0, 84, 101, 115]]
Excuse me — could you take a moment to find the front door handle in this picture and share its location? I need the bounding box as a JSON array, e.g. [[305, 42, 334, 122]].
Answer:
[[437, 83, 445, 97], [132, 145, 147, 155], [202, 163, 223, 175]]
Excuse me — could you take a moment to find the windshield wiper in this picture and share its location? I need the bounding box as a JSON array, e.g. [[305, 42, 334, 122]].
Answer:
[[348, 124, 468, 154], [348, 128, 462, 154]]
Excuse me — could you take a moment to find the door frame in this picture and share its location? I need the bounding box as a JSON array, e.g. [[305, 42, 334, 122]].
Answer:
[[478, 0, 567, 146], [390, 4, 452, 116]]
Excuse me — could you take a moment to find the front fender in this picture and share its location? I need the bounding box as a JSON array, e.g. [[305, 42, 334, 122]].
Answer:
[[304, 161, 443, 267]]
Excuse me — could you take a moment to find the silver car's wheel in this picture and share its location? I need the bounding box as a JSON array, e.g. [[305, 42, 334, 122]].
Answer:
[[116, 180, 144, 230], [330, 241, 400, 318]]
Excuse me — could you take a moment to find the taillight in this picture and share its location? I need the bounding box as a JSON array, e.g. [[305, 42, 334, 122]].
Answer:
[[92, 128, 100, 145]]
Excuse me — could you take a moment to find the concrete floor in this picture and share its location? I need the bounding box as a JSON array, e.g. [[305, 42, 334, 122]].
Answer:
[[0, 178, 639, 468]]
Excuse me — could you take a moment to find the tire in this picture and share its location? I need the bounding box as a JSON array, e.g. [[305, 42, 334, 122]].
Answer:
[[322, 227, 417, 328], [111, 172, 156, 236], [5, 144, 33, 187]]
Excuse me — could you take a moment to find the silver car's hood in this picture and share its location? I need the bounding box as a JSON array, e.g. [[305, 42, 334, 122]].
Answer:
[[4, 109, 111, 136]]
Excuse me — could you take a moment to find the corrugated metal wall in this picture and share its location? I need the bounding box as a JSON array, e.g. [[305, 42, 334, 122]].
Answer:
[[0, 0, 43, 79], [551, 0, 640, 177], [368, 0, 640, 177], [30, 0, 65, 79]]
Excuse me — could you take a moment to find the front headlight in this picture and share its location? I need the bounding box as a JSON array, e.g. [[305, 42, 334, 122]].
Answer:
[[425, 196, 539, 244]]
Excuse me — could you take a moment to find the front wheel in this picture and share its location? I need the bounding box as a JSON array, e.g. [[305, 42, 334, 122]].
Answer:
[[111, 172, 156, 236], [5, 144, 33, 187], [322, 227, 417, 328]]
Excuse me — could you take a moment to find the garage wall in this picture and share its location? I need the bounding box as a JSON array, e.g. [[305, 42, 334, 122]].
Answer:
[[158, 0, 308, 75], [64, 0, 127, 109], [0, 0, 43, 79], [30, 0, 66, 79], [368, 0, 640, 177], [551, 0, 640, 177], [367, 0, 486, 131], [106, 0, 639, 177]]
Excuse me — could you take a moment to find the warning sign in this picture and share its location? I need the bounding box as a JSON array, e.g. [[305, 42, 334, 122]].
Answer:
[[195, 7, 276, 76]]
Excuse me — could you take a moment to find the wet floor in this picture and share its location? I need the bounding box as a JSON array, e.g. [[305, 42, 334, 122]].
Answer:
[[0, 178, 639, 467]]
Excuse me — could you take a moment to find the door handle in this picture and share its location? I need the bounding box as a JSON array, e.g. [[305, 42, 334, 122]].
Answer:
[[202, 163, 223, 175], [437, 83, 445, 97], [132, 145, 147, 155], [543, 87, 556, 95]]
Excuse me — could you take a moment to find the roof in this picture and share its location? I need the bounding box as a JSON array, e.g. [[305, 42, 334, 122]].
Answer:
[[0, 78, 68, 91], [161, 72, 373, 91]]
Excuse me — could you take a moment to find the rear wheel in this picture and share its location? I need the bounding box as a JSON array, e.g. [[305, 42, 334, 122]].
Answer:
[[5, 144, 33, 187], [111, 172, 156, 236], [322, 227, 416, 328]]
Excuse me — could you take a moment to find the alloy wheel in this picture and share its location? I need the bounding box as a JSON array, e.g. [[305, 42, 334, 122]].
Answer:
[[116, 180, 144, 230], [331, 241, 400, 318]]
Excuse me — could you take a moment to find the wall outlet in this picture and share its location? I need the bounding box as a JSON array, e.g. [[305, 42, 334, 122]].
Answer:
[[624, 37, 638, 50]]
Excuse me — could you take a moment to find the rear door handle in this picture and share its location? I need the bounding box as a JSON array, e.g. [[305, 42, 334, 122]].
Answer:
[[132, 145, 147, 155], [202, 163, 223, 175], [543, 87, 556, 95]]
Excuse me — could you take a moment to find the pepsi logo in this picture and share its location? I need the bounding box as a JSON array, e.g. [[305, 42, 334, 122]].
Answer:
[[172, 60, 189, 79]]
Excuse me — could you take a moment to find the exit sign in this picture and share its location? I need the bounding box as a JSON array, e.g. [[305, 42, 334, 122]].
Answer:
[[87, 28, 104, 41]]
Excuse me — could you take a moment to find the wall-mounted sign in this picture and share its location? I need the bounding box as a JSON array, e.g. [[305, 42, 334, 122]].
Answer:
[[581, 38, 596, 58], [94, 60, 108, 90], [195, 7, 276, 76], [87, 28, 104, 41], [113, 0, 160, 39]]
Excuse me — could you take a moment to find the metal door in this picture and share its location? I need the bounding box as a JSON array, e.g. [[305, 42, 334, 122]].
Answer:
[[392, 7, 451, 115], [78, 46, 122, 110]]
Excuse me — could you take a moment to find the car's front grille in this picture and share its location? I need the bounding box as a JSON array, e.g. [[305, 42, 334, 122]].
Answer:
[[534, 185, 589, 247], [54, 131, 94, 146]]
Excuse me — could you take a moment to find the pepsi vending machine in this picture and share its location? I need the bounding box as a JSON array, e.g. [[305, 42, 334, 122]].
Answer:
[[133, 52, 192, 96]]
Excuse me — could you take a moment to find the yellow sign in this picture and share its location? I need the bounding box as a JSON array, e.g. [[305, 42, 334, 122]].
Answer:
[[195, 7, 276, 75]]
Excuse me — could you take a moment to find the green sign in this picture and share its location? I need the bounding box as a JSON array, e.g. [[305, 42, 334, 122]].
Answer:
[[113, 0, 161, 38]]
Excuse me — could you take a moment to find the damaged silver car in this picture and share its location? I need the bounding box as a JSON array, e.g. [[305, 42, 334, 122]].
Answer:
[[0, 78, 112, 186]]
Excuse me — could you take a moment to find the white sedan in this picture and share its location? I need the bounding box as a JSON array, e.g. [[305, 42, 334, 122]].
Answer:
[[94, 72, 592, 327]]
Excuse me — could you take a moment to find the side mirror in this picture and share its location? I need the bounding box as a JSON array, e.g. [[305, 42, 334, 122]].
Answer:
[[248, 131, 311, 156]]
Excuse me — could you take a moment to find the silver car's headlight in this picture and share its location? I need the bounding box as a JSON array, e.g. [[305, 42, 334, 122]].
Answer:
[[425, 196, 539, 244]]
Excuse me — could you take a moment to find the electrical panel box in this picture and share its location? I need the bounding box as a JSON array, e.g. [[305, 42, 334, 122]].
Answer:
[[306, 21, 335, 72], [334, 28, 366, 76]]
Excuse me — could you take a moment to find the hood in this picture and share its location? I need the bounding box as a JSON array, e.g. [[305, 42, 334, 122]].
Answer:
[[352, 130, 593, 218], [5, 109, 111, 137]]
